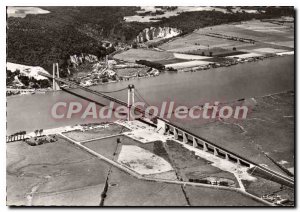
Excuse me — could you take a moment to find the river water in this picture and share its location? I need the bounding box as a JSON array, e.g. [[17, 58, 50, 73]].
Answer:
[[7, 56, 294, 134]]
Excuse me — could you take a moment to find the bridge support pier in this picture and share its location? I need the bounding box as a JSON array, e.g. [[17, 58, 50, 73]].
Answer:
[[193, 137, 198, 148], [225, 153, 229, 161], [156, 119, 166, 135], [203, 142, 208, 152], [173, 128, 178, 140], [182, 132, 188, 143], [214, 148, 219, 156], [127, 84, 135, 121]]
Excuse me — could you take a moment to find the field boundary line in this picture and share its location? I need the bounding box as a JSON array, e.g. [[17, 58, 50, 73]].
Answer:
[[80, 134, 123, 144], [59, 133, 274, 206]]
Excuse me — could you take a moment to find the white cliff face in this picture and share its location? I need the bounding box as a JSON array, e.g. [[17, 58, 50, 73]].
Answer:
[[136, 27, 182, 43], [70, 53, 98, 66], [6, 62, 50, 80]]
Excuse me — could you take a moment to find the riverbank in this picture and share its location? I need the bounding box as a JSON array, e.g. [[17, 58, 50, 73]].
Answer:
[[6, 70, 161, 97], [174, 52, 293, 73], [6, 55, 294, 135], [6, 53, 293, 98]]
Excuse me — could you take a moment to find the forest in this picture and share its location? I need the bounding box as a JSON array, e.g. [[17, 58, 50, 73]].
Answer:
[[7, 6, 294, 73]]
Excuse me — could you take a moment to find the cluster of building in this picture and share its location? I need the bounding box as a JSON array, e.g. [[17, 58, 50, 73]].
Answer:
[[262, 194, 289, 206], [6, 88, 48, 96], [67, 57, 160, 88], [189, 176, 235, 187], [25, 135, 58, 146]]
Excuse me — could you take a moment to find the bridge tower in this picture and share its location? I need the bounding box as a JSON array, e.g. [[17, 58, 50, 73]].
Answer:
[[127, 84, 135, 121], [52, 63, 60, 91], [105, 55, 109, 68]]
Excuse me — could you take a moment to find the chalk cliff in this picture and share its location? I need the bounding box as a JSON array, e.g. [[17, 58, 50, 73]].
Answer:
[[70, 53, 98, 66], [136, 27, 181, 43]]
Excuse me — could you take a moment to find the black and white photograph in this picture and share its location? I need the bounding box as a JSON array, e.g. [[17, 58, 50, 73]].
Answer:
[[5, 3, 295, 207]]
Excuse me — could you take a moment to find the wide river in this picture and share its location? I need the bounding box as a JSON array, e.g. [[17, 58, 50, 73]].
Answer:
[[7, 56, 294, 134]]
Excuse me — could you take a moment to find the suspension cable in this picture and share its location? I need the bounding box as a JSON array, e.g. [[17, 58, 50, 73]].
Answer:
[[135, 88, 152, 107], [132, 92, 154, 117], [66, 83, 128, 94], [96, 87, 128, 94], [135, 87, 177, 117]]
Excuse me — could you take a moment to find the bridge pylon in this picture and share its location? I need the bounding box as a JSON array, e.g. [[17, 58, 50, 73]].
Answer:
[[52, 63, 60, 91], [127, 84, 135, 121]]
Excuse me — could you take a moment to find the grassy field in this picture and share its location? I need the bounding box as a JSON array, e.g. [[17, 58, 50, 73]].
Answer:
[[233, 20, 294, 43], [6, 136, 110, 206], [104, 166, 266, 206], [113, 49, 175, 62], [173, 53, 211, 60], [104, 167, 188, 206], [62, 123, 126, 142], [154, 58, 189, 65], [242, 176, 294, 205], [184, 185, 266, 206], [226, 52, 263, 59], [165, 60, 211, 69], [198, 20, 294, 44], [159, 19, 294, 55], [160, 33, 243, 53], [165, 140, 238, 186], [83, 135, 119, 160], [183, 47, 246, 57]]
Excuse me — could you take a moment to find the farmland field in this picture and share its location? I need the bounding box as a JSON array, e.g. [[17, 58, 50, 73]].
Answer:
[[154, 58, 189, 65], [165, 60, 212, 69], [199, 20, 294, 44], [113, 49, 175, 62], [173, 53, 211, 60], [83, 136, 119, 160], [112, 18, 294, 71], [160, 33, 244, 53], [62, 123, 126, 142], [159, 19, 294, 55], [226, 52, 263, 59]]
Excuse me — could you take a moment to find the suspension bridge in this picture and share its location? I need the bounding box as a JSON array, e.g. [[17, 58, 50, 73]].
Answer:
[[38, 69, 294, 188]]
